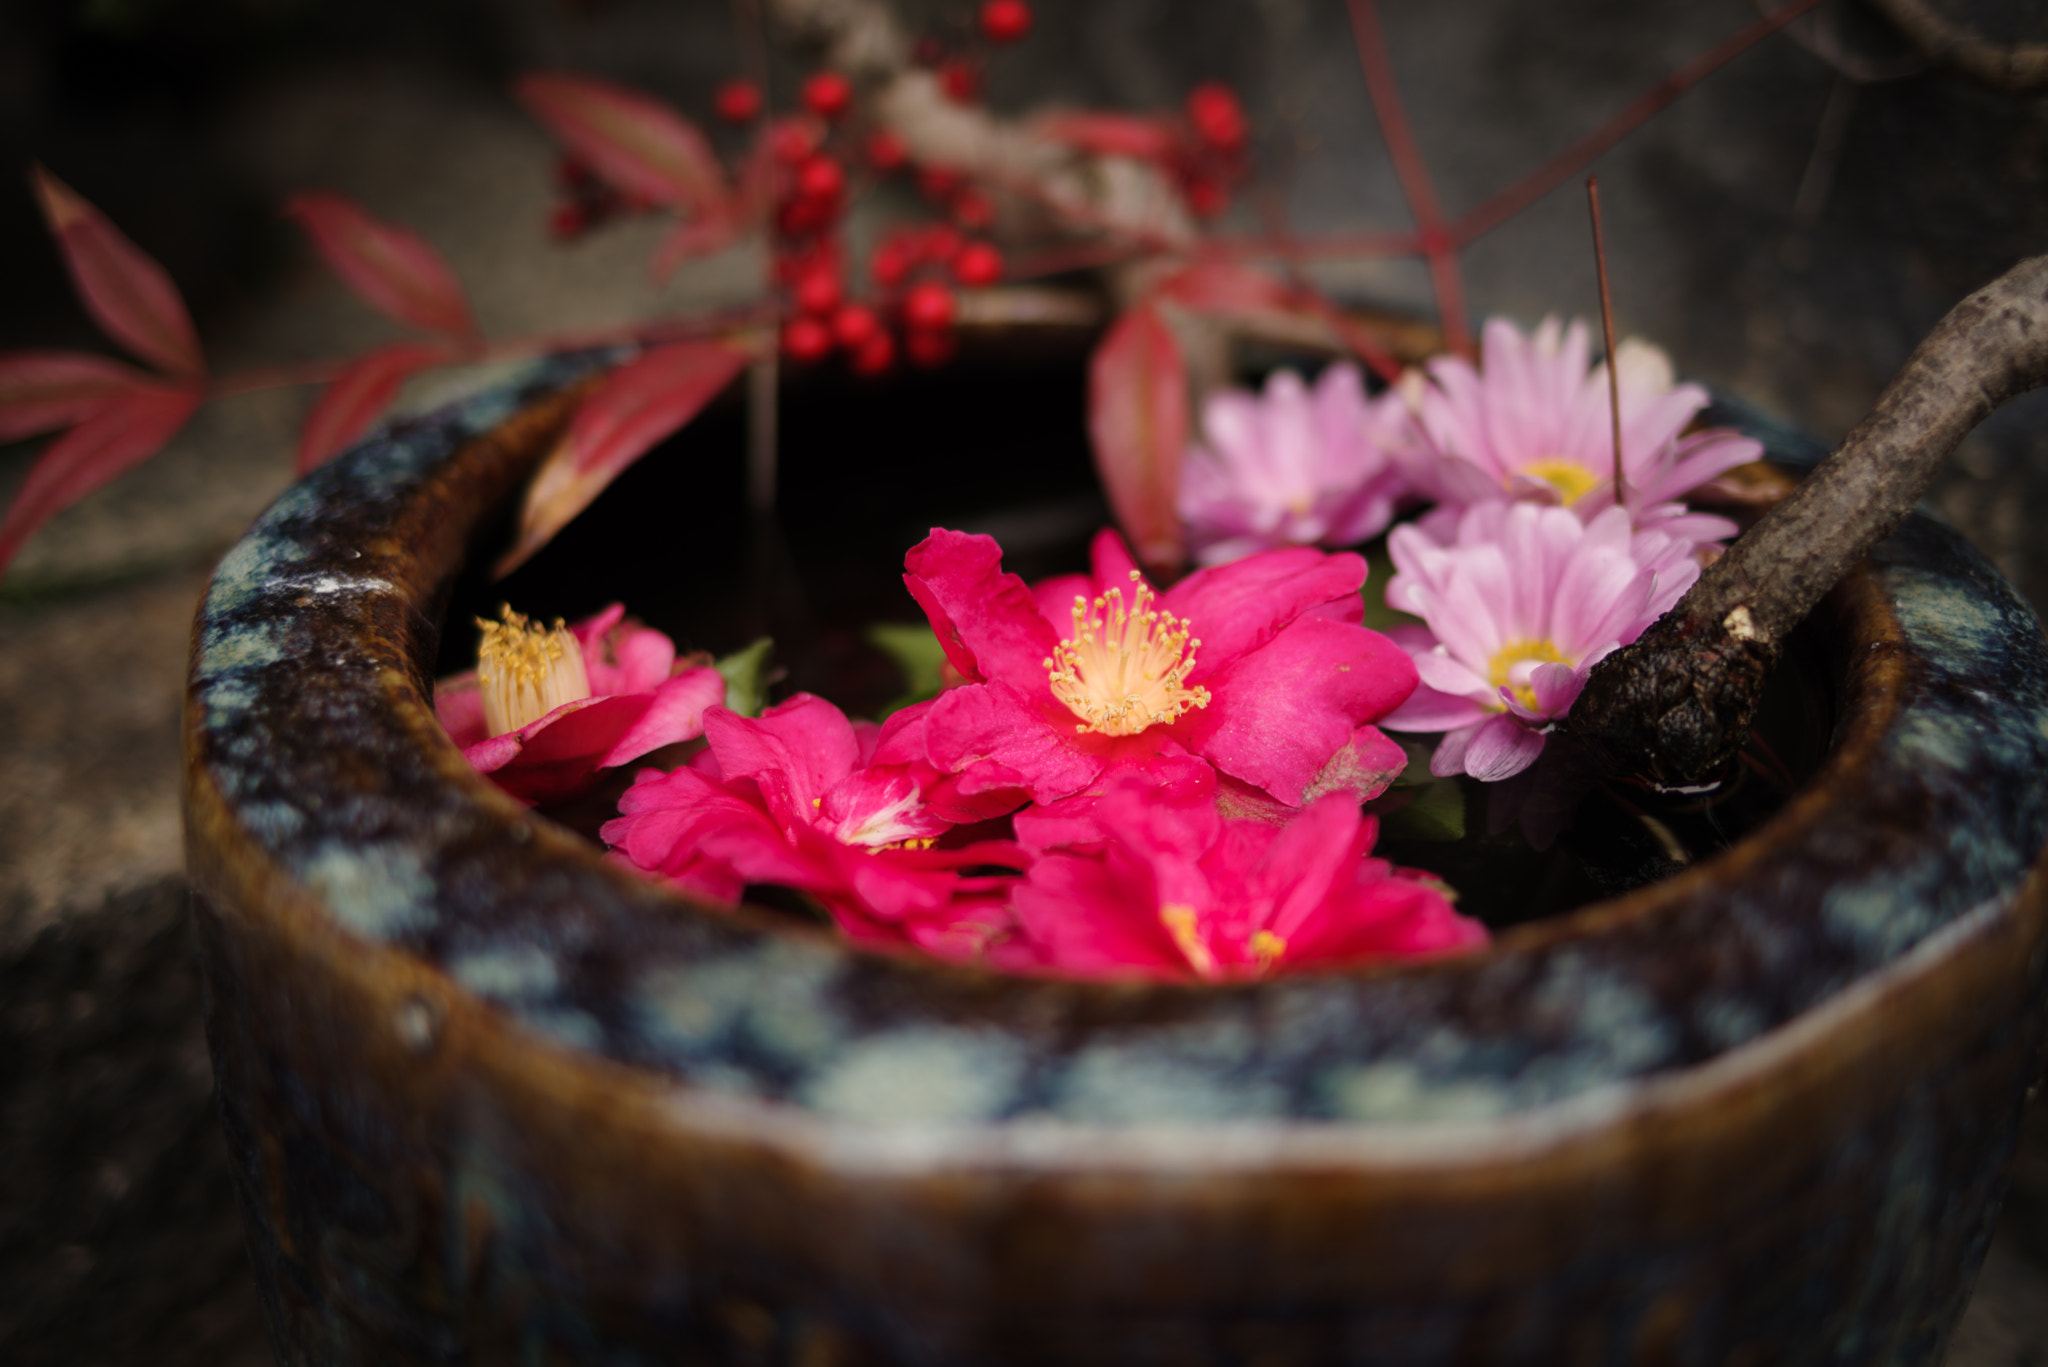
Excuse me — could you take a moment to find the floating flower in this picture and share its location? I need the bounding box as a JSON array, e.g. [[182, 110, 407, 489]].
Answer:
[[603, 693, 1029, 959], [1381, 502, 1700, 782], [998, 769, 1485, 981], [435, 604, 725, 805], [882, 526, 1418, 810], [1177, 362, 1411, 566], [1399, 315, 1757, 532]]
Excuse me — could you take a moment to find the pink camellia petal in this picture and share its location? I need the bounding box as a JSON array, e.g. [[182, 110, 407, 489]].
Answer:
[[704, 696, 864, 830], [1459, 713, 1547, 782], [0, 382, 202, 577], [1088, 303, 1188, 575], [1301, 723, 1411, 804], [467, 693, 654, 805], [31, 166, 205, 379], [0, 351, 153, 442], [922, 679, 1105, 805], [596, 666, 726, 769], [297, 341, 453, 472], [285, 193, 477, 340], [1175, 614, 1417, 806], [516, 72, 731, 217], [902, 528, 1061, 687], [1161, 542, 1369, 671]]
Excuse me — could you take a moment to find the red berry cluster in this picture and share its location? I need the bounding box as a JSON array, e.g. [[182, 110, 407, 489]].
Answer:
[[1174, 83, 1250, 220], [548, 155, 657, 241]]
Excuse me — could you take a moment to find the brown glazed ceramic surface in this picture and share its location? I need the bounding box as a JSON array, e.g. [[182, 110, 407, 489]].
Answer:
[[184, 354, 2048, 1365]]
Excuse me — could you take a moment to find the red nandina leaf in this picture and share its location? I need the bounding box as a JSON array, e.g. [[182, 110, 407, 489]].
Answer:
[[650, 213, 741, 281], [495, 340, 749, 576], [296, 341, 454, 473], [0, 350, 156, 443], [0, 383, 203, 577], [30, 166, 205, 380], [285, 193, 477, 340], [516, 73, 731, 217], [1157, 261, 1298, 316], [1033, 111, 1181, 163], [1088, 304, 1188, 575]]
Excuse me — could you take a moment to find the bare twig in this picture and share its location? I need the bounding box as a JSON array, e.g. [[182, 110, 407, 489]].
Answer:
[[1865, 0, 2048, 94], [1586, 174, 1626, 508], [1570, 253, 2048, 786]]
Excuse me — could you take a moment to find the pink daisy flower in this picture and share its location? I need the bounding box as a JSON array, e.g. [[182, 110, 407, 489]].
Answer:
[[602, 694, 1028, 960], [1399, 315, 1758, 536], [1380, 502, 1701, 782], [998, 768, 1485, 982], [1177, 362, 1412, 566], [880, 526, 1418, 811], [435, 604, 725, 805]]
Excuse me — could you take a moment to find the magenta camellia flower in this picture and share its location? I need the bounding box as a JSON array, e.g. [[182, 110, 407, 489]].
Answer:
[[1177, 362, 1412, 566], [997, 769, 1485, 981], [882, 526, 1419, 811], [435, 603, 725, 805], [1399, 315, 1758, 533], [1380, 501, 1701, 782], [602, 693, 1029, 959]]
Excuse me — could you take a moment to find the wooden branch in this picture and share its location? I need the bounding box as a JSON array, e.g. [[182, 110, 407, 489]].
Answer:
[[1570, 253, 2048, 786], [1865, 0, 2048, 94]]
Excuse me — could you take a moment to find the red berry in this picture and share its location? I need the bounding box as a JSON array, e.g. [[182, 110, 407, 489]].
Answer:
[[912, 35, 946, 66], [1185, 178, 1228, 219], [904, 326, 956, 368], [775, 195, 829, 237], [770, 120, 817, 165], [803, 71, 853, 121], [902, 280, 957, 331], [916, 165, 961, 201], [556, 155, 596, 191], [831, 302, 881, 348], [952, 241, 1003, 286], [979, 0, 1032, 44], [951, 189, 994, 230], [869, 243, 911, 287], [919, 224, 962, 264], [714, 79, 762, 124], [849, 329, 896, 376], [940, 61, 981, 103], [795, 154, 845, 204], [782, 316, 834, 362], [548, 202, 589, 241], [1186, 82, 1247, 153], [865, 130, 909, 172], [794, 265, 842, 316]]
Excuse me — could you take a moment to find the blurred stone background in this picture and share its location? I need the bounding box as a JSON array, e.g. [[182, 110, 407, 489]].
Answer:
[[1, 0, 2045, 1360]]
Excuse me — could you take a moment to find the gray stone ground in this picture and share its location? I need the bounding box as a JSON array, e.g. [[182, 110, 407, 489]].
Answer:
[[1, 0, 2046, 1360]]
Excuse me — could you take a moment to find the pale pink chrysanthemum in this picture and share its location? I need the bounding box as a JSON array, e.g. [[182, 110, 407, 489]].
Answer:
[[1397, 315, 1757, 539], [1379, 501, 1701, 782], [1178, 362, 1412, 566]]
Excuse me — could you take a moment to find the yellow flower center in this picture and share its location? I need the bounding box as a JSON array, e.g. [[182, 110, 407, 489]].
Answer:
[[1486, 638, 1570, 714], [1517, 457, 1601, 504], [1249, 930, 1287, 970], [476, 606, 590, 737], [1044, 572, 1211, 736]]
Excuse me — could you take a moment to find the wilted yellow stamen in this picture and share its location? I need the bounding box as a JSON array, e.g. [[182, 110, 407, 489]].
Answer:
[[1518, 458, 1601, 505], [1045, 572, 1211, 736], [1159, 903, 1218, 979], [476, 606, 590, 737], [1486, 638, 1570, 714], [1250, 930, 1287, 969]]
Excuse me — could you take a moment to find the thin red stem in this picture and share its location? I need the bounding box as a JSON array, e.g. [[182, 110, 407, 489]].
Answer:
[[1450, 0, 1825, 247], [1344, 0, 1471, 356], [1210, 227, 1424, 261], [1586, 174, 1627, 510]]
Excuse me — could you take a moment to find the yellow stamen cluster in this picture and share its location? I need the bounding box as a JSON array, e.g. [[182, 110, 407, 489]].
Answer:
[[1250, 930, 1287, 969], [1159, 903, 1218, 979], [1517, 457, 1601, 505], [1045, 572, 1211, 737], [1486, 638, 1570, 714], [476, 606, 591, 737]]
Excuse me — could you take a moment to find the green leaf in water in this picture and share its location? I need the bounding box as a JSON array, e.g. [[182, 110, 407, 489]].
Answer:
[[1377, 775, 1466, 842], [1360, 537, 1422, 634], [714, 637, 775, 718]]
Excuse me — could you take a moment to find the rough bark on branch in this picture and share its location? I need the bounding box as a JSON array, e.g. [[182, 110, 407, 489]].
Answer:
[[1865, 0, 2048, 93], [1570, 253, 2048, 786]]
